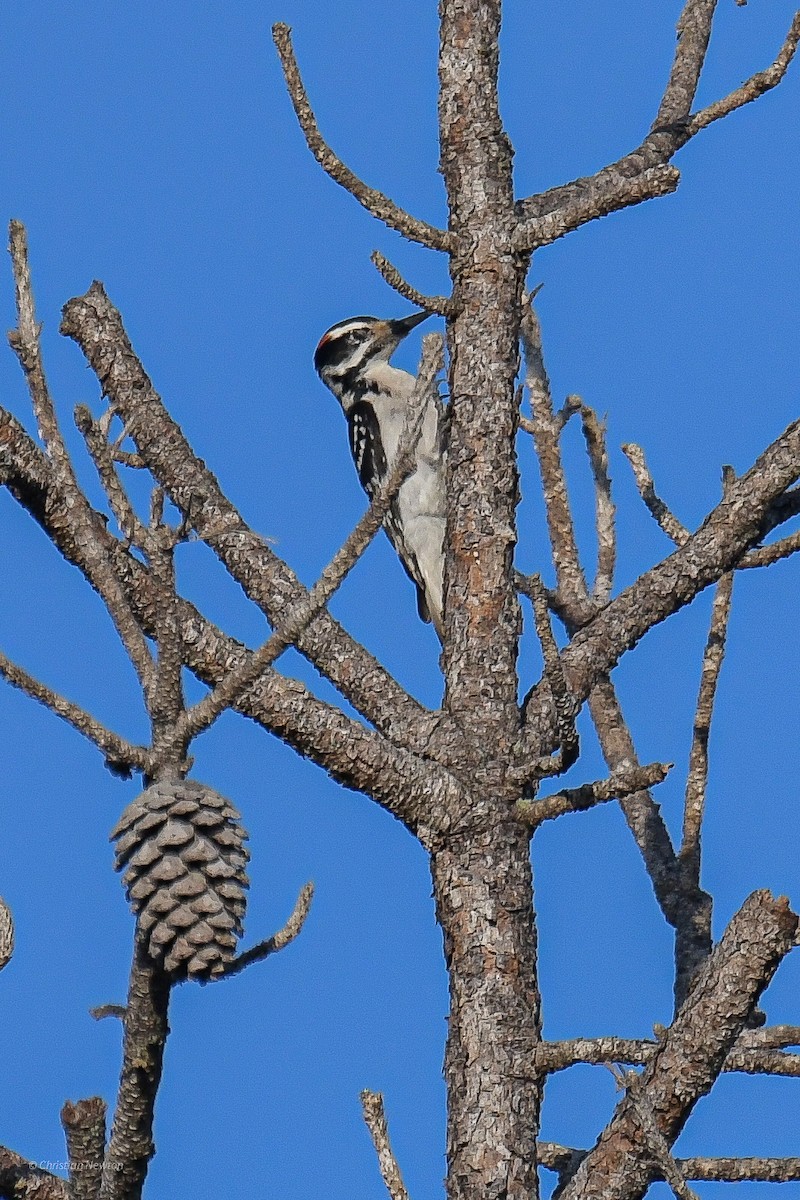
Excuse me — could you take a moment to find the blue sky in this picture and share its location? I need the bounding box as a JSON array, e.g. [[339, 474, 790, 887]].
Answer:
[[0, 3, 798, 1198]]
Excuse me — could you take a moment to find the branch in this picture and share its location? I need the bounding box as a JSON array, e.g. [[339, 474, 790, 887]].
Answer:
[[0, 409, 462, 831], [7, 223, 155, 696], [679, 572, 734, 886], [74, 405, 149, 551], [59, 283, 452, 758], [0, 649, 151, 776], [557, 890, 798, 1200], [579, 404, 615, 604], [0, 1148, 68, 1200], [609, 1065, 700, 1200], [153, 335, 444, 762], [524, 409, 800, 740], [538, 1143, 800, 1185], [516, 167, 681, 251], [271, 24, 451, 252], [219, 882, 314, 979], [370, 252, 457, 317], [685, 11, 800, 137], [514, 572, 579, 776], [741, 526, 800, 570], [536, 1029, 800, 1075], [515, 7, 800, 250], [91, 1004, 127, 1022], [360, 1091, 411, 1200], [99, 936, 171, 1200], [61, 1098, 106, 1200], [516, 761, 671, 827], [520, 303, 589, 619], [622, 442, 689, 546], [654, 0, 718, 129], [587, 678, 685, 906]]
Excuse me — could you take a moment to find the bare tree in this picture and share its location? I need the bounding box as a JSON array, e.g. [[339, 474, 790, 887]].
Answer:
[[1, 4, 799, 1199]]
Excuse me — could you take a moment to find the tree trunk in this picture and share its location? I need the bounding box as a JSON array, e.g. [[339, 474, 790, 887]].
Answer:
[[432, 820, 542, 1200]]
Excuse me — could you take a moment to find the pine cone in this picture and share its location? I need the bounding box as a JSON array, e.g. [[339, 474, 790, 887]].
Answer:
[[111, 779, 249, 981], [0, 896, 13, 971]]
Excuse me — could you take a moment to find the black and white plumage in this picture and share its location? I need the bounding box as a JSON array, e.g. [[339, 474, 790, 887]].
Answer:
[[314, 311, 446, 638]]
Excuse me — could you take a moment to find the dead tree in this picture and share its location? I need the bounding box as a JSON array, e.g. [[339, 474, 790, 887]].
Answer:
[[1, 3, 800, 1199]]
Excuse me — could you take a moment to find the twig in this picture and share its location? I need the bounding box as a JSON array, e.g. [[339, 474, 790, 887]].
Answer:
[[7, 223, 155, 696], [90, 1004, 127, 1022], [520, 302, 590, 618], [152, 334, 443, 763], [110, 448, 145, 469], [740, 527, 800, 569], [554, 393, 583, 434], [579, 404, 616, 603], [271, 24, 451, 252], [77, 401, 188, 756], [219, 882, 314, 979], [75, 405, 149, 549], [61, 1098, 106, 1200], [679, 573, 734, 886], [685, 11, 800, 137], [360, 1091, 411, 1200], [586, 677, 685, 920], [622, 442, 689, 546], [514, 573, 579, 779], [516, 761, 672, 827], [0, 650, 151, 776], [370, 252, 457, 318]]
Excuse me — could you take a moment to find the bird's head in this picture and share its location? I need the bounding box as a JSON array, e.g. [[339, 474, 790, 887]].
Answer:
[[314, 310, 431, 398]]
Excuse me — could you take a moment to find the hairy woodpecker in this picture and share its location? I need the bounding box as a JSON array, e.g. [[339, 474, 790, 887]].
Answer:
[[314, 311, 446, 638]]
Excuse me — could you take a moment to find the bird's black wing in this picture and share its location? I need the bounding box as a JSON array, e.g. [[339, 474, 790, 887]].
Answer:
[[346, 401, 431, 625], [347, 401, 387, 499]]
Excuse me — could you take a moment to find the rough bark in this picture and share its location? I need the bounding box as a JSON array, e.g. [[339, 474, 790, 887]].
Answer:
[[438, 0, 523, 742], [559, 891, 798, 1200], [0, 1148, 68, 1200], [432, 822, 541, 1200], [434, 5, 542, 1199], [99, 938, 171, 1200], [61, 1097, 106, 1200]]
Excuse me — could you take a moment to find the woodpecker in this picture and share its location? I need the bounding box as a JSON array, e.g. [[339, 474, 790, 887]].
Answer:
[[314, 311, 446, 638]]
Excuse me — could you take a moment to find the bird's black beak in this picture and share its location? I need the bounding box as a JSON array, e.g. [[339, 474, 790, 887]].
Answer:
[[387, 310, 433, 340]]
